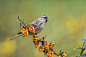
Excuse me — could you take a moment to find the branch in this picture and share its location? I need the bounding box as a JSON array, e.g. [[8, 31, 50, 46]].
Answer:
[[39, 40, 59, 56], [18, 16, 26, 25], [80, 48, 85, 57], [50, 48, 59, 56]]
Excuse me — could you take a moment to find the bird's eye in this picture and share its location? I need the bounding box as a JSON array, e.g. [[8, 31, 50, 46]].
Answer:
[[43, 17, 47, 19]]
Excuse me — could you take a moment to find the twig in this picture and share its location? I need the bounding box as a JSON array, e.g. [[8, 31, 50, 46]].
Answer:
[[18, 16, 26, 25], [80, 48, 85, 57], [50, 48, 59, 56]]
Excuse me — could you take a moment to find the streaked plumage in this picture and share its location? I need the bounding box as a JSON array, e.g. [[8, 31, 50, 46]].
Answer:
[[31, 15, 49, 34]]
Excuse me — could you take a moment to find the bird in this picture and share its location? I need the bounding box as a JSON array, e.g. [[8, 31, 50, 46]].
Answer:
[[10, 15, 49, 40]]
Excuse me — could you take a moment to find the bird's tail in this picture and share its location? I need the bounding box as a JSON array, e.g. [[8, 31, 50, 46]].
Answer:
[[10, 34, 23, 40]]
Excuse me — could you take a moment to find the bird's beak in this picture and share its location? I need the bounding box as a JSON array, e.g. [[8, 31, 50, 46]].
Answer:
[[47, 19, 49, 20]]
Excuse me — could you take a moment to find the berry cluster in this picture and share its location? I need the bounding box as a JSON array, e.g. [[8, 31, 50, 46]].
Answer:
[[33, 34, 55, 57], [21, 28, 28, 36], [33, 35, 39, 48], [59, 53, 67, 57], [21, 26, 35, 36]]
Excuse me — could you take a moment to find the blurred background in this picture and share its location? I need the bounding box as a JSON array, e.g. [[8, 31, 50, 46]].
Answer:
[[0, 0, 86, 57]]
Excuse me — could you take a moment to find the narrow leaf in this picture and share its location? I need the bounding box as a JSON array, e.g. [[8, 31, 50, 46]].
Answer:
[[73, 47, 82, 50], [76, 56, 80, 57], [45, 50, 48, 54], [61, 51, 64, 55], [83, 54, 86, 57], [43, 50, 48, 54], [45, 35, 47, 38], [23, 26, 25, 28], [23, 15, 26, 21], [43, 49, 45, 53], [59, 49, 62, 55], [85, 45, 86, 49], [42, 41, 44, 45], [20, 22, 22, 27], [82, 43, 85, 48], [82, 38, 86, 43], [66, 51, 68, 54]]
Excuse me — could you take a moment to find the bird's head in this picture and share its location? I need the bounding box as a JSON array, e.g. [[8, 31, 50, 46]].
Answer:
[[38, 15, 49, 23], [42, 15, 49, 23]]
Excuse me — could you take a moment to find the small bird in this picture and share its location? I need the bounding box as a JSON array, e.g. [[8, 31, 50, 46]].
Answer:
[[31, 15, 49, 34], [10, 15, 49, 40]]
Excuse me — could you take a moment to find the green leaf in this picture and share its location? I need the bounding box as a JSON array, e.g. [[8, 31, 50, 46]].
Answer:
[[23, 15, 26, 21], [82, 43, 85, 48], [83, 54, 86, 57], [37, 40, 39, 44], [43, 49, 46, 53], [45, 35, 47, 38], [59, 49, 62, 55], [66, 51, 68, 54], [61, 51, 64, 55], [45, 51, 48, 54], [23, 26, 25, 28], [76, 56, 79, 57], [82, 38, 86, 43], [20, 22, 22, 27], [42, 41, 44, 45], [44, 53, 46, 56], [73, 47, 82, 50], [43, 50, 48, 54], [26, 24, 31, 28], [85, 45, 86, 49]]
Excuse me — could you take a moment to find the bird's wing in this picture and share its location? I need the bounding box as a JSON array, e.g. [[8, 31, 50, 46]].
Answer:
[[31, 20, 44, 34]]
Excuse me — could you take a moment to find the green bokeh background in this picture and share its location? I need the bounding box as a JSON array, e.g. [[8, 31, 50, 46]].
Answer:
[[0, 0, 86, 57]]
